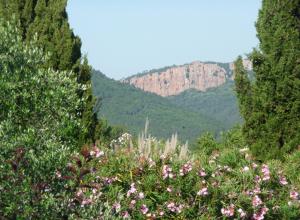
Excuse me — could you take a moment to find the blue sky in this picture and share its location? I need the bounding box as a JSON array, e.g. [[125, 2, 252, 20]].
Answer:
[[67, 0, 261, 79]]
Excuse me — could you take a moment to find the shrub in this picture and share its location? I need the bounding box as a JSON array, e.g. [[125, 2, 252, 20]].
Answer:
[[193, 132, 219, 155], [0, 21, 83, 218], [54, 136, 300, 219]]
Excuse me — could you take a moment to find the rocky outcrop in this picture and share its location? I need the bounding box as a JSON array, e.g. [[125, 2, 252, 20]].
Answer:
[[122, 60, 252, 97]]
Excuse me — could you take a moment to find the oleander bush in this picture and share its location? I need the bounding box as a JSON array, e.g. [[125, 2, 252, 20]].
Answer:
[[53, 129, 300, 219]]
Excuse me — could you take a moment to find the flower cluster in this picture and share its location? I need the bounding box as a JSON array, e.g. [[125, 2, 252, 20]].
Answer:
[[221, 204, 235, 217], [261, 164, 270, 181], [253, 207, 269, 220], [60, 143, 300, 219], [197, 187, 208, 196], [252, 195, 263, 207], [198, 168, 207, 177], [162, 165, 175, 179], [166, 202, 185, 213], [279, 174, 288, 185], [179, 162, 192, 176], [110, 133, 132, 148], [89, 145, 104, 158], [290, 190, 299, 200]]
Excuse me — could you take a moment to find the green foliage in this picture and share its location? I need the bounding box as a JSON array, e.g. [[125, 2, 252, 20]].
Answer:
[[0, 21, 82, 218], [193, 133, 218, 155], [0, 0, 98, 144], [52, 131, 300, 219], [94, 118, 127, 146], [234, 0, 300, 160], [0, 0, 81, 72], [92, 70, 225, 142], [77, 57, 99, 146]]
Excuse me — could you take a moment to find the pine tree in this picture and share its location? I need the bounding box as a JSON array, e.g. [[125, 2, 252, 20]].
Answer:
[[235, 0, 300, 160], [0, 0, 99, 145]]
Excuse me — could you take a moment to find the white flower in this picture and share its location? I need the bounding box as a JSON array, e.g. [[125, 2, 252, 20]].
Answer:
[[243, 166, 250, 172]]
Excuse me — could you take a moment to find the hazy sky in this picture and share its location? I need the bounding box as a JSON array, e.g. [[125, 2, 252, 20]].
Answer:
[[67, 0, 261, 79]]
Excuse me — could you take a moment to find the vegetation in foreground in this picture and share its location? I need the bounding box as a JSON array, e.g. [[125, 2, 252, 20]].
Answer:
[[2, 124, 300, 219]]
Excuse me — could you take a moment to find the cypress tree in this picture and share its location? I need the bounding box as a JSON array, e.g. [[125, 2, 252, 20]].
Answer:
[[0, 0, 98, 145], [235, 0, 300, 160]]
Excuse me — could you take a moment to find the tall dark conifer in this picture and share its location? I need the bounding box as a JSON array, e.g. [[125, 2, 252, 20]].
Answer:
[[0, 0, 98, 145], [235, 0, 300, 160]]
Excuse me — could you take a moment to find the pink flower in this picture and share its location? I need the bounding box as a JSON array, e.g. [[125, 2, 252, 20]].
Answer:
[[279, 176, 288, 185], [253, 186, 261, 194], [121, 211, 130, 218], [252, 163, 258, 169], [252, 195, 263, 207], [166, 186, 173, 193], [127, 183, 137, 197], [103, 177, 117, 185], [162, 165, 175, 179], [290, 190, 299, 200], [252, 207, 269, 220], [138, 192, 145, 199], [113, 202, 121, 212], [96, 150, 104, 157], [140, 204, 149, 215], [81, 198, 92, 207], [76, 189, 83, 197], [159, 211, 164, 216], [176, 204, 184, 213], [167, 202, 176, 212], [261, 164, 270, 181], [221, 204, 235, 217], [238, 208, 246, 218], [197, 187, 208, 196], [198, 168, 207, 177], [254, 175, 262, 184], [129, 199, 136, 208], [90, 146, 104, 158], [179, 162, 192, 176], [167, 202, 184, 213]]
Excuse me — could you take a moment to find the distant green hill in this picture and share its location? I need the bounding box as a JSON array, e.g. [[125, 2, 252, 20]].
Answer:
[[167, 81, 242, 130], [92, 70, 227, 142]]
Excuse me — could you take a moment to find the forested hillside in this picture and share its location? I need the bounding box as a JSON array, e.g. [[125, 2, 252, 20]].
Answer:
[[93, 70, 242, 142], [92, 70, 225, 141], [167, 81, 242, 129]]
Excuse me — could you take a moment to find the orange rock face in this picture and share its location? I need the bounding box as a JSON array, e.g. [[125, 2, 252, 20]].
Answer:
[[123, 60, 252, 97]]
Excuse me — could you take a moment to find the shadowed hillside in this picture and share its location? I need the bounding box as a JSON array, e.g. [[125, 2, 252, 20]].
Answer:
[[167, 81, 242, 129]]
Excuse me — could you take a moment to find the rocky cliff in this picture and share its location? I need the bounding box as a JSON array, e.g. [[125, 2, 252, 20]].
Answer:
[[122, 60, 252, 97]]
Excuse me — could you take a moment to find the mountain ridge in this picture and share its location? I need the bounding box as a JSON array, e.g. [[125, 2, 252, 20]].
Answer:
[[121, 60, 252, 97]]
